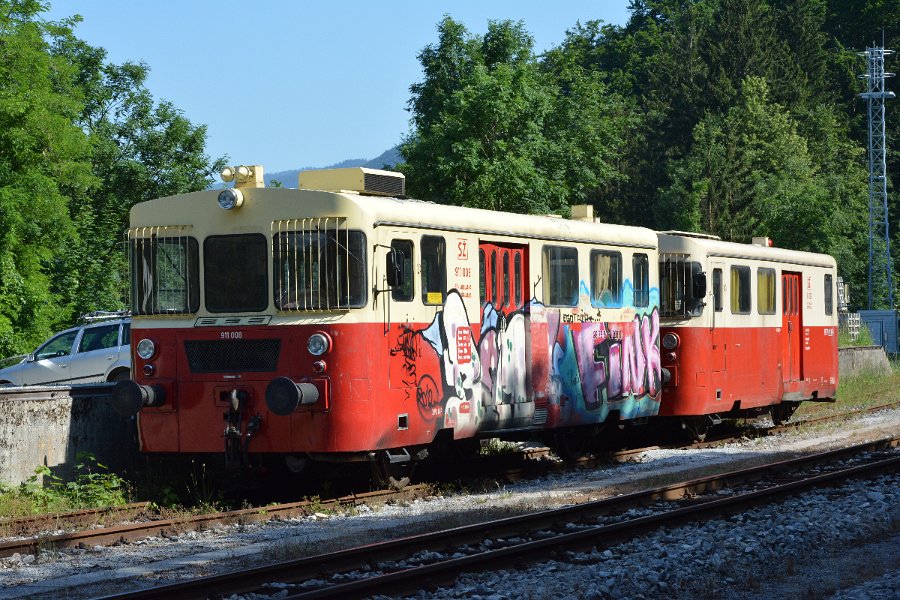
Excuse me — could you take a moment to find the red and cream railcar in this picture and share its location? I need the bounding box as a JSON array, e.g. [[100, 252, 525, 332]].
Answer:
[[113, 166, 664, 485], [656, 232, 838, 438]]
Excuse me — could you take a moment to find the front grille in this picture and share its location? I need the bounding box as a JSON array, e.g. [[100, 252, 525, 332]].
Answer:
[[184, 339, 281, 373]]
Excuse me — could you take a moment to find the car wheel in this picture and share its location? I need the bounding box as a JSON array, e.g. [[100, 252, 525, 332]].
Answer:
[[110, 370, 131, 382]]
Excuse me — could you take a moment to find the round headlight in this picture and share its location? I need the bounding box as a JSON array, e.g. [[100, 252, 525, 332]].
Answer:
[[136, 338, 157, 360], [307, 333, 331, 356], [662, 332, 680, 351], [217, 188, 244, 210]]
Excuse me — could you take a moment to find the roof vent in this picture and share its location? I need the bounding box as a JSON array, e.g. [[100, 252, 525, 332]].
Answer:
[[298, 167, 405, 197]]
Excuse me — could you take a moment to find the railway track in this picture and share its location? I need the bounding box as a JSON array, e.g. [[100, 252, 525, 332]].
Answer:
[[0, 503, 150, 541], [4, 399, 898, 560], [98, 436, 900, 600], [0, 488, 427, 559]]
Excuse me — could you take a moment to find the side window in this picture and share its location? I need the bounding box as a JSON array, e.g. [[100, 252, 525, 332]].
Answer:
[[757, 268, 776, 315], [36, 331, 78, 360], [713, 268, 723, 312], [591, 250, 622, 308], [421, 235, 446, 305], [632, 253, 649, 308], [79, 324, 120, 353], [824, 274, 833, 315], [479, 249, 486, 304], [121, 322, 131, 346], [730, 266, 751, 314], [390, 239, 414, 302], [543, 246, 578, 307]]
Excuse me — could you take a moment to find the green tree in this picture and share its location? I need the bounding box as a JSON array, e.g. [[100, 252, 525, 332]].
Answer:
[[0, 1, 94, 355], [660, 77, 863, 271], [402, 17, 628, 216], [52, 35, 226, 316]]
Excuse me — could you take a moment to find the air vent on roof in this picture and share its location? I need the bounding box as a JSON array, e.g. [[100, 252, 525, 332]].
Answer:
[[298, 167, 405, 197]]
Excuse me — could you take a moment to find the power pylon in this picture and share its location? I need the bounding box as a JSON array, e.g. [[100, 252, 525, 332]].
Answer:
[[860, 45, 895, 309]]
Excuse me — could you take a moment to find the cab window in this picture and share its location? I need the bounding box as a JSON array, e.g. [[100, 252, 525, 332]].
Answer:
[[422, 235, 446, 305], [713, 268, 723, 312], [390, 239, 414, 302]]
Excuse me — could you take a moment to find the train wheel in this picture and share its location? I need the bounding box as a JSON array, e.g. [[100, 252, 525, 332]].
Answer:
[[553, 428, 595, 463], [771, 401, 800, 426], [682, 417, 709, 442], [370, 451, 415, 490]]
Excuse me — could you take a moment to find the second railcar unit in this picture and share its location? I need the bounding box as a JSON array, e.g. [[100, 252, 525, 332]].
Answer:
[[656, 232, 839, 439]]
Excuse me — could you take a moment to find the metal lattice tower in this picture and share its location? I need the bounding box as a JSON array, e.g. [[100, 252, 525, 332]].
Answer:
[[860, 45, 895, 309]]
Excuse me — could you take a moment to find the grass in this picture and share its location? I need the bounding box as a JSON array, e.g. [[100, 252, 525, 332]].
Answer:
[[0, 452, 130, 519], [838, 324, 874, 347], [796, 360, 900, 420]]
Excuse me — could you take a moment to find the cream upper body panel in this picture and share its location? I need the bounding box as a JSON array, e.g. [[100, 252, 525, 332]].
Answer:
[[131, 187, 658, 249], [657, 233, 837, 270], [657, 232, 838, 328]]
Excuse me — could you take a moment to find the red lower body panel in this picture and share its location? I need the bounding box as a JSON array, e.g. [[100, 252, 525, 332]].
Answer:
[[658, 324, 837, 417]]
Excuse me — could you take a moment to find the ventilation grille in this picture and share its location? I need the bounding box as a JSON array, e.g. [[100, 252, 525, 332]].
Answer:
[[184, 339, 281, 373], [364, 172, 404, 196], [299, 168, 404, 197]]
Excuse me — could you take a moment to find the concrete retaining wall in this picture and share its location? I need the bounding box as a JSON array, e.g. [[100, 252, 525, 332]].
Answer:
[[0, 387, 138, 486], [838, 345, 892, 379]]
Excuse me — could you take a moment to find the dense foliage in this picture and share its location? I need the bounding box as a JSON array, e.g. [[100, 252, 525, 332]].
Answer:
[[402, 1, 899, 309], [0, 1, 223, 356]]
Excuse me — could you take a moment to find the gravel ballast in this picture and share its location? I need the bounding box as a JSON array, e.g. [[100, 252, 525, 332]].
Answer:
[[0, 409, 897, 599]]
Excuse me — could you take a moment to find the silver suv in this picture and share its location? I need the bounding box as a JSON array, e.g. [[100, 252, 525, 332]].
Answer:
[[0, 313, 131, 386]]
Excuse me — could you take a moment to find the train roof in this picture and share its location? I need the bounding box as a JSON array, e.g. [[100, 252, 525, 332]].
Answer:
[[657, 231, 836, 269], [130, 185, 659, 249]]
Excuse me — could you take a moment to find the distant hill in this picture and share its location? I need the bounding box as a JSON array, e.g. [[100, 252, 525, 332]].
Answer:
[[265, 145, 402, 187]]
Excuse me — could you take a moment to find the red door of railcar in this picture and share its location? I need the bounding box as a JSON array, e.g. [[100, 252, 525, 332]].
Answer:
[[478, 243, 531, 418], [781, 272, 803, 382], [480, 243, 528, 318]]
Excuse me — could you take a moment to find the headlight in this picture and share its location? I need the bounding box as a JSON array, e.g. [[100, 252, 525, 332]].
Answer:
[[662, 333, 680, 351], [307, 332, 331, 356], [136, 338, 157, 360], [217, 188, 244, 210]]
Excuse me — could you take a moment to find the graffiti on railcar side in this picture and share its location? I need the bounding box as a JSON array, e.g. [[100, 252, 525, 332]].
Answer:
[[391, 284, 662, 437], [390, 325, 420, 389]]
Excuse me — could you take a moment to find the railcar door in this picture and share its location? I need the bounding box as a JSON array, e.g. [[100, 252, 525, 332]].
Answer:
[[385, 237, 422, 391], [478, 242, 531, 428], [710, 263, 726, 373], [781, 272, 803, 382]]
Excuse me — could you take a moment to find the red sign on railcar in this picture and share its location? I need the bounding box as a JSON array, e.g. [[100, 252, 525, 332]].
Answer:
[[456, 327, 472, 364]]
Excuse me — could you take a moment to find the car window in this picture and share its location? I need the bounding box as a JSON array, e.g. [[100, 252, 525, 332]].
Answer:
[[121, 322, 130, 346], [79, 324, 120, 353], [35, 331, 78, 360]]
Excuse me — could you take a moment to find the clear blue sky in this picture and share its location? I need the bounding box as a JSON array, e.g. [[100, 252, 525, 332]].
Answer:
[[47, 1, 631, 174]]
